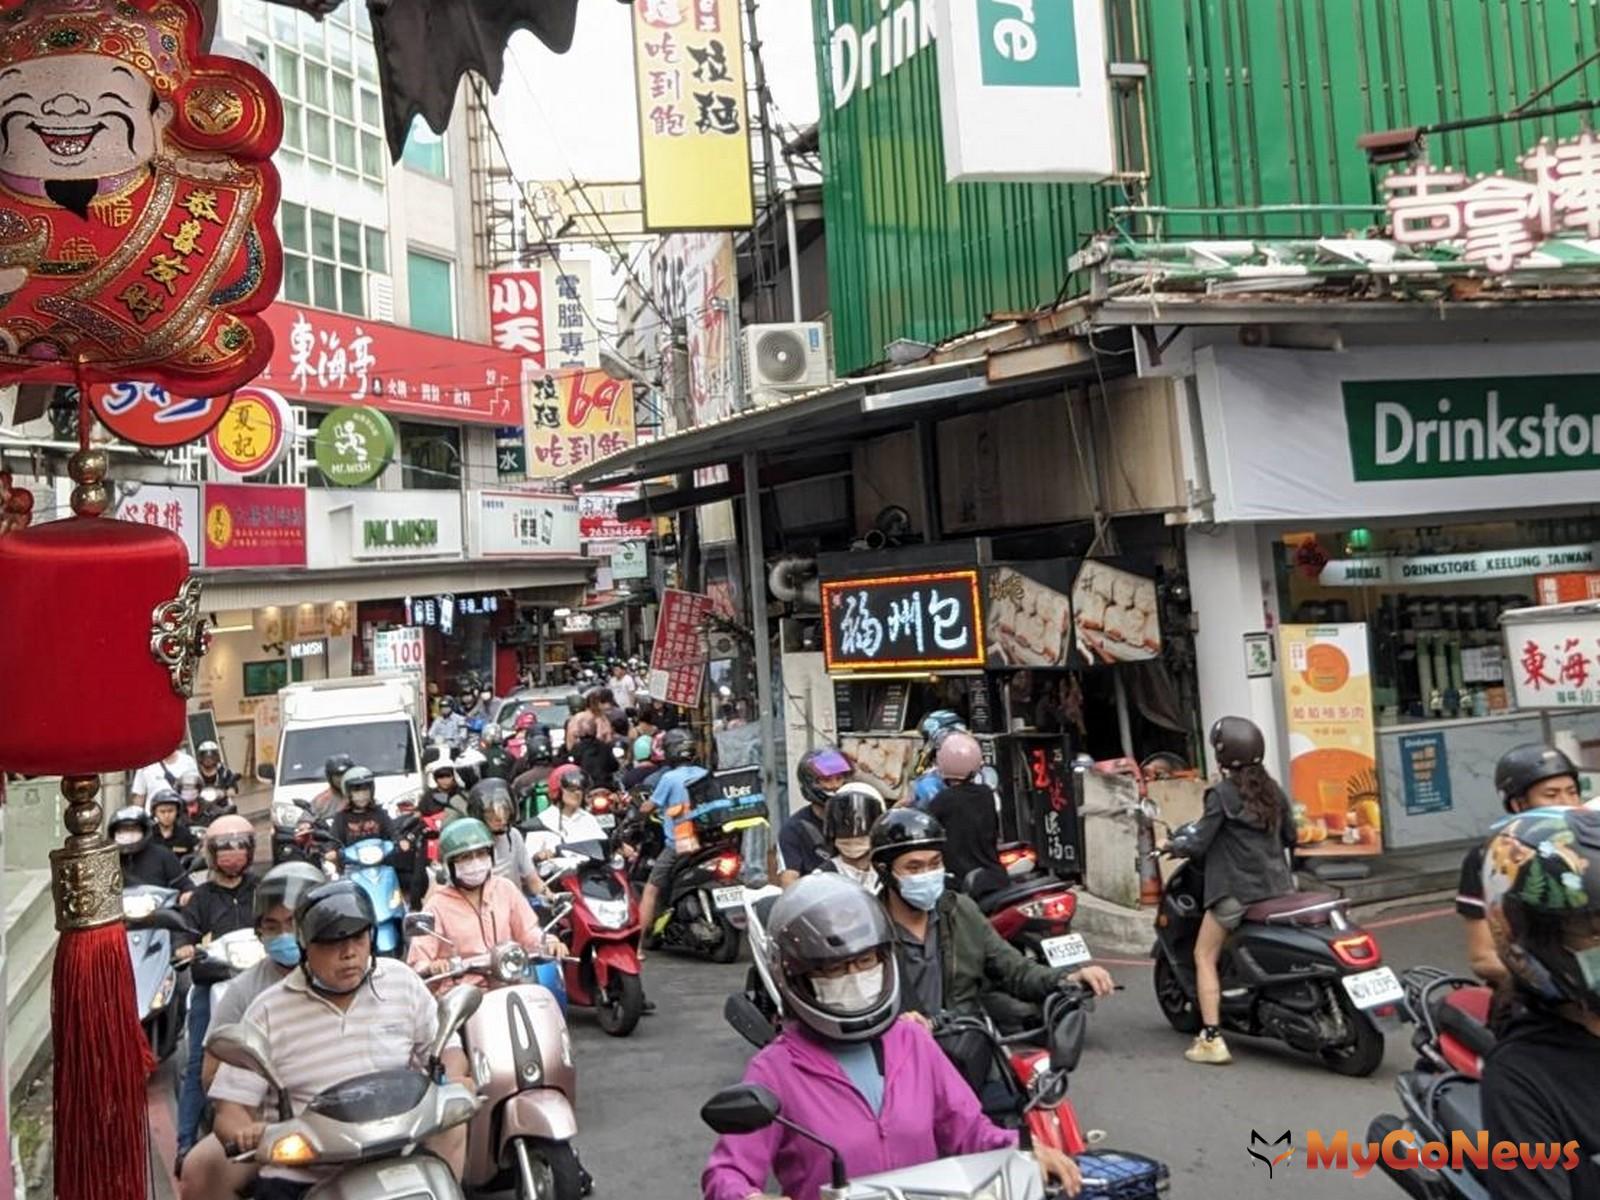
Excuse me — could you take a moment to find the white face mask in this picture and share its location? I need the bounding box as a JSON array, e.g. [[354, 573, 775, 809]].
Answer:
[[812, 962, 884, 1013], [453, 857, 491, 888], [834, 837, 871, 861], [114, 829, 143, 847]]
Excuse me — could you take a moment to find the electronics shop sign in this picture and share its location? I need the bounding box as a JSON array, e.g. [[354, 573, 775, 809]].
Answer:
[[1346, 375, 1600, 482], [821, 569, 985, 674]]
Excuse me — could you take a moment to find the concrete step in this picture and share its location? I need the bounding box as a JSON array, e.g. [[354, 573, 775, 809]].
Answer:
[[5, 870, 56, 1098], [1308, 845, 1467, 907]]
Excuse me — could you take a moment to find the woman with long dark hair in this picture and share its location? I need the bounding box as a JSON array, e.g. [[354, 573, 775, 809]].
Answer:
[[1182, 716, 1297, 1065]]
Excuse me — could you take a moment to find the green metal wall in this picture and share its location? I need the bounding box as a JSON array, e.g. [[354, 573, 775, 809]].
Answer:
[[817, 0, 1600, 375]]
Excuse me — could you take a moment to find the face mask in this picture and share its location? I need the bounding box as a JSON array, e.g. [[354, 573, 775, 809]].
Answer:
[[214, 849, 250, 877], [180, 788, 199, 802], [834, 837, 871, 861], [813, 963, 884, 1013], [453, 858, 491, 889], [896, 868, 945, 911], [113, 829, 143, 847], [264, 934, 301, 968]]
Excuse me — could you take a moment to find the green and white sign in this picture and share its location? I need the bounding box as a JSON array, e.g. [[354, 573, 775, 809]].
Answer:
[[363, 518, 438, 552], [1346, 376, 1600, 481], [978, 0, 1078, 87], [313, 406, 395, 487]]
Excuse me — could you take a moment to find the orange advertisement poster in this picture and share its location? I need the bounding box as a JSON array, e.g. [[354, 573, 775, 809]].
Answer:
[[1279, 624, 1384, 856]]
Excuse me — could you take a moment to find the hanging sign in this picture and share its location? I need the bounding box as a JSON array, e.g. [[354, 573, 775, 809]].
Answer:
[[373, 626, 425, 675], [114, 482, 199, 565], [208, 386, 293, 476], [1502, 602, 1600, 709], [1319, 543, 1600, 587], [488, 267, 546, 363], [90, 381, 227, 447], [609, 539, 649, 580], [494, 425, 527, 480], [576, 486, 652, 540], [313, 405, 396, 486], [821, 569, 986, 673], [524, 370, 635, 479], [648, 587, 714, 707]]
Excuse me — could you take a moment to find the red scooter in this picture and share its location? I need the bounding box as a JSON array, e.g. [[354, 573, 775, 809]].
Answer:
[[965, 843, 1086, 970], [542, 839, 645, 1037]]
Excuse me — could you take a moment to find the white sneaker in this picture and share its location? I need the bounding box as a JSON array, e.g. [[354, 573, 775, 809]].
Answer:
[[1185, 1032, 1233, 1064]]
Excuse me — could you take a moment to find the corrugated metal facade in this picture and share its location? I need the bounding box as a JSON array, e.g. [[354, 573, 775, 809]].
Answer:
[[817, 0, 1600, 374]]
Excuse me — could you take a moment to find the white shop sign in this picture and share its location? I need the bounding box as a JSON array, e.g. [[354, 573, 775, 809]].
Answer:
[[473, 489, 580, 559], [373, 626, 425, 674], [1319, 543, 1600, 587], [1502, 602, 1600, 709], [346, 491, 463, 561]]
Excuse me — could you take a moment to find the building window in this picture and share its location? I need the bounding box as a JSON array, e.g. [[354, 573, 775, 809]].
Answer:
[[401, 116, 447, 178], [398, 421, 460, 491], [280, 202, 385, 317], [406, 251, 455, 337]]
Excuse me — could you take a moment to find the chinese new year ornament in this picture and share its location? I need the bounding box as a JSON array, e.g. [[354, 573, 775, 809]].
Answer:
[[0, 0, 282, 398]]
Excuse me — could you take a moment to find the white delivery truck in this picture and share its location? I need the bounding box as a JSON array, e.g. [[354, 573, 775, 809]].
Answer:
[[260, 675, 423, 862]]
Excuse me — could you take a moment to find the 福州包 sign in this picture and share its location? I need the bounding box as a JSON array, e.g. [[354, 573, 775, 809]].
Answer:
[[1319, 543, 1600, 587], [821, 569, 986, 673], [114, 482, 200, 566], [524, 370, 636, 479], [314, 406, 396, 487], [202, 483, 307, 569], [347, 491, 463, 561], [207, 386, 293, 476], [934, 0, 1113, 182], [474, 490, 581, 559]]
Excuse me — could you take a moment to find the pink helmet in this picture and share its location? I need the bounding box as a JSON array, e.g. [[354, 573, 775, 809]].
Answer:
[[514, 710, 538, 732], [936, 731, 983, 782]]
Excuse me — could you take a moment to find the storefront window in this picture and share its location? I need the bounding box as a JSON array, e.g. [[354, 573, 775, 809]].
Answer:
[[397, 421, 460, 491]]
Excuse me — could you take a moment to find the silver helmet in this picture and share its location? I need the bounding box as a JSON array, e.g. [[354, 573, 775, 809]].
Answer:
[[767, 873, 899, 1042]]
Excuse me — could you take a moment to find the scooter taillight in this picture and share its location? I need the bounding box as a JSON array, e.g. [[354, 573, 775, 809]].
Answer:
[[591, 792, 612, 814], [1331, 931, 1381, 969], [1000, 845, 1037, 872], [1021, 892, 1076, 923], [713, 853, 741, 879]]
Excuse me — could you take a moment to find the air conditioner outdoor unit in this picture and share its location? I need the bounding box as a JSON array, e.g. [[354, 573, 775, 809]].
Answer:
[[742, 322, 831, 406]]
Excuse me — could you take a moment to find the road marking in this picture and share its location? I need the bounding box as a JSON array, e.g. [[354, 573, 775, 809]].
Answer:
[[1364, 906, 1453, 930]]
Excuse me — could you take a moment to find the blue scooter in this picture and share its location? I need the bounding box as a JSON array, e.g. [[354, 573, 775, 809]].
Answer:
[[338, 838, 406, 955]]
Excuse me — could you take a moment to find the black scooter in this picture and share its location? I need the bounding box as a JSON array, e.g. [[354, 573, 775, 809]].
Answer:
[[1151, 822, 1391, 1076], [648, 833, 745, 963]]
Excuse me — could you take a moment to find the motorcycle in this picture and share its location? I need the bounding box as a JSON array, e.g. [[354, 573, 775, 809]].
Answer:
[[963, 843, 1085, 969], [121, 885, 190, 1062], [648, 834, 746, 963], [540, 840, 645, 1037], [214, 986, 482, 1198], [1151, 820, 1391, 1076], [404, 915, 587, 1200], [331, 837, 408, 955], [700, 1082, 1168, 1200], [1367, 966, 1497, 1200]]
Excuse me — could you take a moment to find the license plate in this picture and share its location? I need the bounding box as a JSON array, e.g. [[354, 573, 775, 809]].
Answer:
[[713, 886, 745, 910], [1040, 933, 1091, 968], [1341, 965, 1404, 1010], [595, 813, 615, 830]]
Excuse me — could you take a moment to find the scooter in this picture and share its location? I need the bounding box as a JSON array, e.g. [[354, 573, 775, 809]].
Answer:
[[649, 834, 746, 963], [541, 839, 646, 1036], [122, 885, 190, 1062], [700, 1081, 1168, 1200], [1367, 967, 1497, 1200], [405, 915, 588, 1200], [214, 986, 482, 1198], [335, 837, 407, 955], [1152, 821, 1392, 1076], [964, 844, 1085, 969]]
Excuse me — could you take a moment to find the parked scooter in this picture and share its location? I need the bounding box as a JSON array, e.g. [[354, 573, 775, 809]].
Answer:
[[1152, 821, 1392, 1076], [405, 915, 588, 1199], [122, 885, 190, 1062], [1367, 966, 1497, 1200], [213, 987, 482, 1198], [331, 837, 407, 955], [540, 840, 645, 1036]]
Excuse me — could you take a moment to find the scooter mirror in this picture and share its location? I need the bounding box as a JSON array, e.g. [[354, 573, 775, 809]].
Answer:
[[1050, 1008, 1088, 1074], [428, 986, 483, 1063], [206, 1022, 285, 1095], [403, 911, 438, 938], [701, 1083, 782, 1134], [723, 994, 777, 1050]]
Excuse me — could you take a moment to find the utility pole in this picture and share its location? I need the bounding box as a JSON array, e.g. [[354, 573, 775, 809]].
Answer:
[[743, 0, 783, 323]]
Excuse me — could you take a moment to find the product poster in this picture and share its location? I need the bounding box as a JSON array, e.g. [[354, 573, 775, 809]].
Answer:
[[1279, 623, 1384, 856], [1399, 731, 1453, 816]]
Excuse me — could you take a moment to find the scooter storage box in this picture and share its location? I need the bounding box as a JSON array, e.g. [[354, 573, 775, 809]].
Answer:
[[689, 794, 768, 836], [1075, 1149, 1170, 1198]]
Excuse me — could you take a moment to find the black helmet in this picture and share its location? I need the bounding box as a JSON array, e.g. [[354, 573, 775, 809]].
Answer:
[[607, 707, 629, 738], [1210, 716, 1265, 770], [110, 805, 152, 855], [440, 696, 458, 714], [868, 808, 946, 867], [768, 874, 900, 1042], [295, 879, 376, 946], [467, 777, 516, 824], [325, 752, 356, 789], [1483, 807, 1600, 1011], [147, 788, 182, 816], [797, 746, 852, 807], [524, 731, 554, 765], [566, 691, 585, 716], [253, 862, 327, 923], [342, 765, 376, 808], [660, 727, 697, 765], [824, 783, 886, 842], [1495, 744, 1579, 812]]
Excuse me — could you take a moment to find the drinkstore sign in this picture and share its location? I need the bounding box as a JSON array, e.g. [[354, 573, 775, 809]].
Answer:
[[1346, 376, 1600, 481]]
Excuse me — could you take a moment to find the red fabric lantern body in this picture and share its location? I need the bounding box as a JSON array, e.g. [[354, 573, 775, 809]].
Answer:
[[0, 517, 190, 773]]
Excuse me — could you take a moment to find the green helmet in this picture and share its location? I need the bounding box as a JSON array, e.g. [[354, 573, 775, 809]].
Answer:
[[437, 817, 494, 866]]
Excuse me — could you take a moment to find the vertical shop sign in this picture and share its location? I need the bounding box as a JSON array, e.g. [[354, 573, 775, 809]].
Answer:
[[648, 587, 714, 707], [1279, 624, 1384, 856], [546, 259, 599, 371], [524, 370, 635, 479], [632, 0, 755, 230], [487, 267, 545, 364], [495, 426, 527, 479], [652, 233, 738, 426], [1399, 731, 1453, 816]]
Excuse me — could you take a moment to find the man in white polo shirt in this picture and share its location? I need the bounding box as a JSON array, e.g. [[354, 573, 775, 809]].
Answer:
[[208, 880, 466, 1197]]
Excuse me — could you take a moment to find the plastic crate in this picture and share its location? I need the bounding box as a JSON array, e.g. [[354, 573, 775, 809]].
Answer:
[[1076, 1149, 1169, 1199]]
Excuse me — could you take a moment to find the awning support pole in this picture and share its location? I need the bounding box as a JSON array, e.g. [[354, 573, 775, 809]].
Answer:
[[744, 449, 779, 877]]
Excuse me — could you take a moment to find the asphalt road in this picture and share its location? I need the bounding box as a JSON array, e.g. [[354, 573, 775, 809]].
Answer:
[[145, 895, 1469, 1199]]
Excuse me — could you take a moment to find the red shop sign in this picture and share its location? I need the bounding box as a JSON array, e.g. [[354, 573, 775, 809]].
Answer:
[[648, 587, 713, 709], [89, 381, 229, 448], [257, 302, 524, 426], [202, 482, 306, 569]]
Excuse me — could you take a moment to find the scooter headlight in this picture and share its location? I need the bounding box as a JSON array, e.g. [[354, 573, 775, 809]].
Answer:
[[495, 945, 530, 982], [357, 843, 385, 866], [269, 1133, 316, 1166], [588, 898, 630, 929], [122, 894, 158, 921]]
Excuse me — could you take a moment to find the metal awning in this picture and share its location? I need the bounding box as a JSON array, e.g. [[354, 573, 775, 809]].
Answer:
[[197, 561, 591, 611]]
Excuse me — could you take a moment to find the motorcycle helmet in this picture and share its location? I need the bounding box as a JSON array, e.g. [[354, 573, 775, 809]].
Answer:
[[438, 818, 496, 886], [768, 874, 900, 1042], [196, 740, 223, 770], [110, 806, 152, 854], [253, 862, 327, 923], [342, 765, 377, 809], [481, 723, 503, 746], [1483, 806, 1600, 1012], [204, 813, 256, 870], [467, 778, 517, 827], [1209, 716, 1265, 770], [918, 709, 964, 743], [324, 752, 356, 790], [454, 747, 486, 791], [869, 808, 947, 868], [660, 727, 697, 765], [1495, 744, 1580, 812], [550, 764, 588, 797], [146, 788, 183, 821], [427, 754, 457, 790], [295, 880, 377, 995], [935, 731, 983, 783], [566, 691, 585, 716], [439, 696, 458, 715], [523, 731, 554, 765], [797, 746, 853, 807], [824, 782, 886, 843], [632, 734, 655, 764], [177, 768, 203, 802]]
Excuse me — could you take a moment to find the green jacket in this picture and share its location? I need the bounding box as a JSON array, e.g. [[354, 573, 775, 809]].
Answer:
[[899, 889, 1065, 1016]]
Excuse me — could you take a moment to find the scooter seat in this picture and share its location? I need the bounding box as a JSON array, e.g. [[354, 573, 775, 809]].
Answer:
[[1434, 986, 1496, 1066], [1243, 891, 1345, 925]]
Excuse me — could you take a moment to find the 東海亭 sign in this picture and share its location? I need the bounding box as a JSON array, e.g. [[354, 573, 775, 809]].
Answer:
[[821, 569, 986, 673]]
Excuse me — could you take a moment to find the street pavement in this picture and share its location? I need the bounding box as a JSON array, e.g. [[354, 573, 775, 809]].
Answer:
[[145, 895, 1468, 1199]]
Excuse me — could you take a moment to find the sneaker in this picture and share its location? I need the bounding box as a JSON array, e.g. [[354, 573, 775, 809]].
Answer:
[[1184, 1033, 1233, 1065]]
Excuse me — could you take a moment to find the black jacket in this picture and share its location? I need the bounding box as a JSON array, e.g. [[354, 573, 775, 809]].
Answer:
[[152, 822, 198, 863], [1188, 777, 1296, 908], [120, 841, 191, 892], [929, 782, 1003, 889], [571, 735, 618, 790], [331, 805, 399, 847], [178, 876, 258, 984]]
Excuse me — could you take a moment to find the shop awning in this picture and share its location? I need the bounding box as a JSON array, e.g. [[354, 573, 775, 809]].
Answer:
[[197, 561, 592, 612]]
